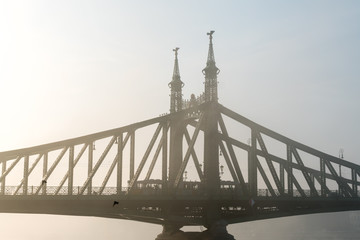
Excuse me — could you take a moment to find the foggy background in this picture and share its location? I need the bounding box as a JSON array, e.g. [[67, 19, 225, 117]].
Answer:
[[1, 0, 359, 239]]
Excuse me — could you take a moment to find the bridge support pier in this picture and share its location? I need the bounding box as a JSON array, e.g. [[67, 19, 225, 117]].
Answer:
[[155, 221, 235, 240]]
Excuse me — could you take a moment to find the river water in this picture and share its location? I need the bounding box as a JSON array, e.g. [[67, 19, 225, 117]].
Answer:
[[0, 211, 360, 239]]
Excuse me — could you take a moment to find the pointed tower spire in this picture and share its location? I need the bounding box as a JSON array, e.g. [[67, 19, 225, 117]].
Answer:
[[202, 30, 220, 102], [169, 47, 184, 113]]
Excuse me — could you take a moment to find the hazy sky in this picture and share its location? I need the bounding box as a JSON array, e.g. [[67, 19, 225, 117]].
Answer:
[[1, 0, 360, 239]]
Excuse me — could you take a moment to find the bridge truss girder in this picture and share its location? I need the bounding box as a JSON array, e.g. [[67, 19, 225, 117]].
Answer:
[[1, 102, 360, 226]]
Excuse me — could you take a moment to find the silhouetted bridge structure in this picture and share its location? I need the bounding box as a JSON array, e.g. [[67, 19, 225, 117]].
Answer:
[[1, 32, 359, 240]]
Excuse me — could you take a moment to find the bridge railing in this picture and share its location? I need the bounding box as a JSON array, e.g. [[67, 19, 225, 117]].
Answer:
[[0, 185, 344, 199], [0, 186, 127, 196]]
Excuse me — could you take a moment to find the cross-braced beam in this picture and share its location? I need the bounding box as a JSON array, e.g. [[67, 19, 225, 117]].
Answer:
[[1, 102, 360, 226]]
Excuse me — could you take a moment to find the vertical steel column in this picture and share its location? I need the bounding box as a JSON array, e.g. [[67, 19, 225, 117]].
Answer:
[[310, 173, 315, 196], [162, 123, 168, 191], [23, 155, 29, 195], [42, 153, 48, 195], [168, 113, 184, 186], [248, 130, 257, 196], [88, 143, 93, 195], [352, 169, 357, 196], [1, 161, 6, 195], [280, 165, 285, 191], [68, 146, 74, 195], [130, 131, 135, 181], [287, 145, 293, 196], [203, 104, 220, 192], [320, 158, 326, 197], [203, 102, 220, 223], [338, 165, 342, 196], [117, 133, 123, 194]]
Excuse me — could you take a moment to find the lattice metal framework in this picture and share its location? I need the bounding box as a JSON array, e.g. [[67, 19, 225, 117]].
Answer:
[[1, 102, 360, 226]]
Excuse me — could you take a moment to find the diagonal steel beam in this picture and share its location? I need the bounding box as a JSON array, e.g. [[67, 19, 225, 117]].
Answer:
[[0, 111, 182, 162], [256, 131, 284, 195], [98, 132, 132, 195], [144, 123, 169, 181], [217, 134, 250, 152], [103, 132, 132, 195], [285, 166, 306, 197], [256, 154, 306, 197], [128, 124, 163, 191], [35, 147, 68, 195], [220, 104, 360, 173], [0, 156, 23, 182], [256, 156, 276, 197], [218, 115, 248, 196], [184, 128, 204, 181], [313, 173, 331, 196], [291, 147, 318, 197], [188, 116, 248, 187], [255, 149, 356, 187], [99, 153, 119, 195], [145, 137, 164, 181], [54, 144, 88, 195], [324, 158, 355, 197], [218, 140, 240, 186], [80, 137, 116, 195], [174, 112, 204, 189], [14, 154, 43, 195], [54, 133, 132, 195]]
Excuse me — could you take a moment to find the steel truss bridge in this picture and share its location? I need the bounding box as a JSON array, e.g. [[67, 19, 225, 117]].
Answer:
[[1, 101, 360, 227], [1, 32, 360, 239]]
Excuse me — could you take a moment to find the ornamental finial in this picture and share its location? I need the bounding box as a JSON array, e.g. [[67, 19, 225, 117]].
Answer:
[[207, 30, 215, 40]]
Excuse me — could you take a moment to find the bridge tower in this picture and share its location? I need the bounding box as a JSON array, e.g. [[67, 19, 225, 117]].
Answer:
[[202, 31, 221, 223], [203, 30, 220, 102], [169, 47, 184, 113], [157, 32, 235, 240], [168, 48, 185, 186]]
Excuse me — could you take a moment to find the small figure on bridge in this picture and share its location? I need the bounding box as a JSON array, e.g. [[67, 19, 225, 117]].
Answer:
[[113, 201, 119, 207], [41, 179, 47, 185]]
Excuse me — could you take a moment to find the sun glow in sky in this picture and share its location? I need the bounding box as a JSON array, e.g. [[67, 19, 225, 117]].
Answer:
[[1, 0, 360, 239]]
